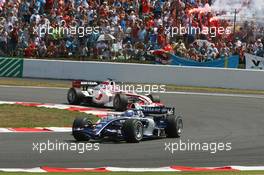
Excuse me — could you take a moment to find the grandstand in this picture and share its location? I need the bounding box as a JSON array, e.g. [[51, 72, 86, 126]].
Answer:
[[0, 0, 263, 66]]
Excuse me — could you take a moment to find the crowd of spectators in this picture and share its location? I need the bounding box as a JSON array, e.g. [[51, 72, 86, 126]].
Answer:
[[173, 21, 264, 62], [0, 0, 263, 62]]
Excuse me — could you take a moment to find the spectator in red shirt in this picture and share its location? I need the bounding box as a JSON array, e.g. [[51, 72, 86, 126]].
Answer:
[[45, 0, 54, 13], [24, 40, 37, 57]]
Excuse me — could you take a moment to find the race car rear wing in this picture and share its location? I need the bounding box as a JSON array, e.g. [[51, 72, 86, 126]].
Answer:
[[72, 80, 101, 89], [140, 106, 175, 115]]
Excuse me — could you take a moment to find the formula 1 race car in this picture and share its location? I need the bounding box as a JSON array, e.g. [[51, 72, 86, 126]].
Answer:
[[72, 106, 183, 143], [67, 79, 162, 111]]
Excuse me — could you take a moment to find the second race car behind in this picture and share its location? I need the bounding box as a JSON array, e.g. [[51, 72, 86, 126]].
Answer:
[[67, 79, 163, 111]]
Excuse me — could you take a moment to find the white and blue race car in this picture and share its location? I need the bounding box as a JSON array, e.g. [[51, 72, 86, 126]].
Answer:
[[67, 79, 163, 111], [72, 106, 183, 143]]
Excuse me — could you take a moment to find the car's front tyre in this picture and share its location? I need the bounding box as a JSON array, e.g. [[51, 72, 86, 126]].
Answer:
[[165, 115, 183, 138], [122, 119, 143, 143], [72, 117, 92, 141]]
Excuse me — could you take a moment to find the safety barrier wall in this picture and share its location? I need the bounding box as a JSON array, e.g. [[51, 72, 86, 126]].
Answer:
[[21, 58, 264, 90]]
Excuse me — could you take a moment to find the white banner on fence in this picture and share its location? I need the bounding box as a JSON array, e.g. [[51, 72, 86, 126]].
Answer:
[[245, 53, 264, 70]]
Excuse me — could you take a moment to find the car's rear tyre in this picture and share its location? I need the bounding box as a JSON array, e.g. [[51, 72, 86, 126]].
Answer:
[[147, 94, 160, 103], [122, 119, 143, 143], [113, 93, 128, 111], [72, 117, 92, 141], [67, 88, 83, 105], [165, 115, 183, 138]]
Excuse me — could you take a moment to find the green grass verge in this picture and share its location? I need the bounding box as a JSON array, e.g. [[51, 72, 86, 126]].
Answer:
[[0, 104, 98, 127], [0, 171, 264, 175], [1, 77, 264, 95]]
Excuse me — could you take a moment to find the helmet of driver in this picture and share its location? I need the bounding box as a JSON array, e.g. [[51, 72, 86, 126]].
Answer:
[[124, 110, 134, 117]]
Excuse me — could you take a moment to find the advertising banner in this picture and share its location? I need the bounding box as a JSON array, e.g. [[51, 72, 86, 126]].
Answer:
[[0, 57, 24, 77], [245, 53, 264, 70], [168, 54, 239, 68]]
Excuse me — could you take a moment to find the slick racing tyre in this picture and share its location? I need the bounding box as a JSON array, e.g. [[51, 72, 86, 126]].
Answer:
[[113, 93, 128, 111], [165, 115, 183, 138], [122, 119, 143, 143], [147, 94, 160, 103], [72, 117, 93, 141], [67, 88, 83, 105]]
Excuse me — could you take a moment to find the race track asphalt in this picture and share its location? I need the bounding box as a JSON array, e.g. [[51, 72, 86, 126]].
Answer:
[[0, 86, 264, 168]]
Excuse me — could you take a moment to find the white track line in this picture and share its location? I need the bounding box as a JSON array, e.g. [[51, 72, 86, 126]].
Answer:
[[164, 91, 264, 99], [1, 85, 264, 99], [231, 166, 264, 171], [0, 85, 68, 90], [106, 167, 179, 172], [0, 168, 46, 173], [1, 166, 264, 172]]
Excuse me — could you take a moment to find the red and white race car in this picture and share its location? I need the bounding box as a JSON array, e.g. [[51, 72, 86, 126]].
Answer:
[[67, 79, 163, 111]]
